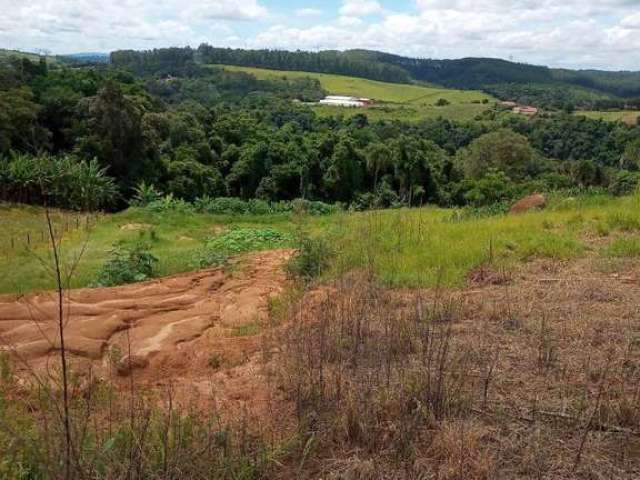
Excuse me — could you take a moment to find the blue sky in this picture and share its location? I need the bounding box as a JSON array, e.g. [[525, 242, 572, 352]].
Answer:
[[1, 0, 640, 70]]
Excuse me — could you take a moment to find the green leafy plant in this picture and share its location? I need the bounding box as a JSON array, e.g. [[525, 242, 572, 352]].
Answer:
[[130, 181, 162, 207], [193, 228, 293, 269], [95, 243, 159, 287], [203, 228, 293, 254], [145, 194, 195, 214]]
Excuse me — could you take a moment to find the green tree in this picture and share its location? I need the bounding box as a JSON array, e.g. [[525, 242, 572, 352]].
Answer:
[[364, 142, 392, 191], [323, 138, 364, 202], [621, 139, 640, 170], [79, 81, 146, 181], [460, 128, 535, 181], [0, 87, 49, 154]]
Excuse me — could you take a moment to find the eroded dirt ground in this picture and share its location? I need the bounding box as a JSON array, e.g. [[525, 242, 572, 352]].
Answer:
[[0, 249, 294, 428]]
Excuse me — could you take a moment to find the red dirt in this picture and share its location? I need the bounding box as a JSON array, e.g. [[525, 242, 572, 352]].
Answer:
[[0, 250, 293, 406], [510, 193, 547, 214]]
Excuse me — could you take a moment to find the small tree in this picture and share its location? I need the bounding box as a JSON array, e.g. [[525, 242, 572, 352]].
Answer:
[[460, 128, 535, 181]]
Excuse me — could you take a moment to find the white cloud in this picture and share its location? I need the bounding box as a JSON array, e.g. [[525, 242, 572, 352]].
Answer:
[[295, 8, 323, 18], [184, 0, 268, 22], [336, 16, 364, 28], [339, 0, 384, 17], [621, 11, 640, 28], [0, 0, 639, 70], [0, 0, 267, 53]]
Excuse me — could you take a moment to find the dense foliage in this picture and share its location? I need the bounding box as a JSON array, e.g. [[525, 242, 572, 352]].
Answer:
[[1, 52, 640, 212]]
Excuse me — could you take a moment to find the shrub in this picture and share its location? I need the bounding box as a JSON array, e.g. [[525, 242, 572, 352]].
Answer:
[[95, 243, 159, 287], [191, 196, 340, 216], [194, 228, 293, 269], [609, 171, 640, 196], [0, 153, 118, 211], [287, 234, 333, 281], [130, 181, 162, 207], [204, 228, 293, 254], [145, 194, 195, 213]]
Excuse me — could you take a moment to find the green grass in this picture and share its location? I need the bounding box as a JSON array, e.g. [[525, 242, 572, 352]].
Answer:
[[217, 64, 495, 122], [576, 110, 639, 125], [323, 194, 640, 288], [604, 236, 640, 258], [0, 48, 57, 65], [4, 194, 640, 294], [0, 204, 332, 294]]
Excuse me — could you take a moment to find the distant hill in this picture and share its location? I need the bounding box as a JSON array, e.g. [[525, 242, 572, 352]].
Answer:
[[62, 52, 109, 62], [362, 51, 640, 98], [194, 46, 640, 108], [0, 48, 55, 64], [107, 45, 640, 109]]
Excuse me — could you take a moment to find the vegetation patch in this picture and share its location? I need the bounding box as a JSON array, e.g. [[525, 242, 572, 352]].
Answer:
[[194, 227, 293, 268], [94, 243, 159, 287], [604, 236, 640, 258]]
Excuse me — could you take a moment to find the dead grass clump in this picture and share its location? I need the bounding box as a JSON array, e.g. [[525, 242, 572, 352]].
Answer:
[[279, 275, 478, 476], [467, 264, 512, 287], [423, 419, 495, 480]]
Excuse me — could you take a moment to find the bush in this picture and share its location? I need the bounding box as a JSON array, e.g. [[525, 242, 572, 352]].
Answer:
[[609, 171, 640, 196], [145, 194, 195, 213], [204, 228, 293, 254], [0, 153, 118, 211], [181, 196, 340, 216], [193, 227, 293, 268], [95, 243, 159, 287], [287, 235, 333, 281], [130, 181, 162, 206]]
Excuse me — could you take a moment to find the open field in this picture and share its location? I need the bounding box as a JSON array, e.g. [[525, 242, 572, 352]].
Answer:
[[3, 193, 640, 293], [327, 194, 640, 287], [0, 204, 332, 294], [0, 48, 57, 65], [576, 110, 640, 125], [218, 64, 495, 121]]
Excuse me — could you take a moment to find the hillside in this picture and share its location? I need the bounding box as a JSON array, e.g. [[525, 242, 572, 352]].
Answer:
[[220, 64, 495, 122], [0, 48, 57, 65], [142, 45, 640, 109]]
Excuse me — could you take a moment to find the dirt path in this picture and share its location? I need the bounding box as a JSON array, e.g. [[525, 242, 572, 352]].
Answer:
[[0, 249, 293, 379]]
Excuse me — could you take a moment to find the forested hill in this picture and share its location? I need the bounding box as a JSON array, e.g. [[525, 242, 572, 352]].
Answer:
[[110, 46, 412, 84], [109, 45, 640, 109]]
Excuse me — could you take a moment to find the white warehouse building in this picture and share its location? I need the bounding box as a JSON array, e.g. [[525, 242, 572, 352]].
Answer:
[[319, 95, 373, 108]]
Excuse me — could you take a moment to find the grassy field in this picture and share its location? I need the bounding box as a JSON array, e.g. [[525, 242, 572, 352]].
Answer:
[[576, 110, 640, 125], [0, 204, 336, 294], [218, 64, 495, 122], [326, 194, 640, 287], [3, 194, 640, 293]]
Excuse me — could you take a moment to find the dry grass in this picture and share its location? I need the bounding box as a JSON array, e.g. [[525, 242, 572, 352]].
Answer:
[[274, 257, 640, 478]]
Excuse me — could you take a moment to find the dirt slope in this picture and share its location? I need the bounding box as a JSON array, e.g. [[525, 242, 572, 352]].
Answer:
[[0, 249, 292, 378]]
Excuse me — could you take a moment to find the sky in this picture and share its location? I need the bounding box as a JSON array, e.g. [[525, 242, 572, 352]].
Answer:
[[1, 0, 640, 70]]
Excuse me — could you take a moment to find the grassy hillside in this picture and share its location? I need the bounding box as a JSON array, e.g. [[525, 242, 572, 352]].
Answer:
[[576, 110, 639, 125], [0, 204, 331, 294], [328, 194, 640, 287], [0, 48, 57, 65], [4, 193, 640, 293], [220, 64, 494, 121]]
